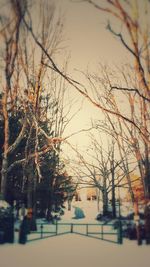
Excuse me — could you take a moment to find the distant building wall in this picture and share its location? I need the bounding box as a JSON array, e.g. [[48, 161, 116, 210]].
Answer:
[[75, 187, 97, 201]]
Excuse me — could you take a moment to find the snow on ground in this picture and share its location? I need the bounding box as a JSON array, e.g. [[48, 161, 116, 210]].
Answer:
[[61, 200, 99, 223], [0, 201, 149, 267], [0, 233, 149, 267]]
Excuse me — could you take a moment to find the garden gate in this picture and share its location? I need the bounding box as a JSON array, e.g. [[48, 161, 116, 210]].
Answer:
[[26, 221, 123, 244]]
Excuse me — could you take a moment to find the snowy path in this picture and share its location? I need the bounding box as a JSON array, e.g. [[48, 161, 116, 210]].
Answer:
[[0, 233, 149, 267], [0, 201, 150, 267]]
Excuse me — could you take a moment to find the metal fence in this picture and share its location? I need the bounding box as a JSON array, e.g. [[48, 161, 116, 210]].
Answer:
[[27, 221, 123, 244]]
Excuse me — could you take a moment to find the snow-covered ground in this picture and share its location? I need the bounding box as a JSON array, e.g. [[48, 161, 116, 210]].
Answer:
[[0, 200, 149, 267], [0, 232, 149, 267], [61, 200, 99, 223]]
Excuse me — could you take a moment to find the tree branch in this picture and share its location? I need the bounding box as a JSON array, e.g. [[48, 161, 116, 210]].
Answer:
[[23, 17, 149, 143], [111, 86, 150, 102], [7, 118, 27, 154]]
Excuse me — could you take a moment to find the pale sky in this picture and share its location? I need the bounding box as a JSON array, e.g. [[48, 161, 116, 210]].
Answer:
[[54, 0, 131, 150], [57, 0, 130, 69]]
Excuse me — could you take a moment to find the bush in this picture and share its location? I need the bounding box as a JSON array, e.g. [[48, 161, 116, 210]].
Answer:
[[0, 201, 14, 243]]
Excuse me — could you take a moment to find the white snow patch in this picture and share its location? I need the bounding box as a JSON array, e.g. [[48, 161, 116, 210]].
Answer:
[[0, 234, 149, 267], [61, 200, 99, 223], [0, 201, 149, 267]]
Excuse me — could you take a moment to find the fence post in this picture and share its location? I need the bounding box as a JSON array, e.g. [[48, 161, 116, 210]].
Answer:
[[86, 224, 88, 236], [40, 224, 43, 239], [56, 220, 58, 235], [101, 225, 103, 240], [19, 216, 30, 244], [117, 220, 123, 244], [71, 223, 73, 233]]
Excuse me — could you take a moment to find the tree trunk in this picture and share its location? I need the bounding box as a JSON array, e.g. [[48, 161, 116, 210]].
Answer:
[[144, 150, 150, 199], [111, 157, 116, 218], [111, 178, 116, 218], [102, 174, 108, 216], [112, 186, 116, 218], [102, 189, 108, 216], [27, 173, 33, 210], [1, 87, 9, 200], [46, 189, 53, 222], [1, 155, 8, 200], [96, 188, 100, 212], [26, 163, 37, 231], [68, 199, 71, 211]]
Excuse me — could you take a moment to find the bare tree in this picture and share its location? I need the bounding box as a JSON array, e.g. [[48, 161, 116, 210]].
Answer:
[[15, 0, 149, 206], [0, 0, 27, 199], [80, 0, 150, 198], [69, 133, 127, 217], [0, 0, 71, 207]]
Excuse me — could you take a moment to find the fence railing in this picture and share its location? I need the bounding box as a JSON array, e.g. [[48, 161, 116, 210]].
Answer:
[[26, 221, 123, 244]]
